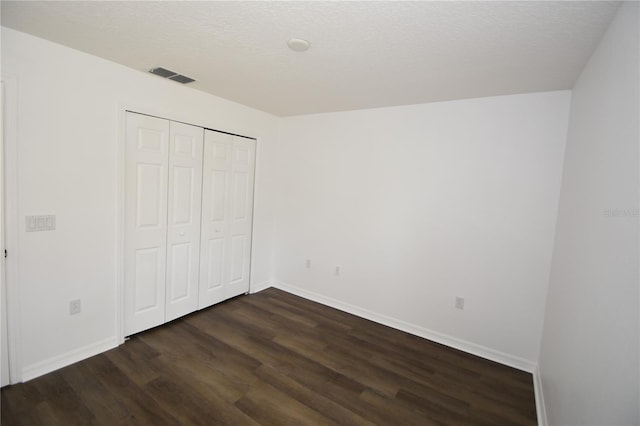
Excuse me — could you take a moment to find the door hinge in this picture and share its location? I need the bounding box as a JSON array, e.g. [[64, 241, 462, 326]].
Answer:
[[4, 250, 7, 258]]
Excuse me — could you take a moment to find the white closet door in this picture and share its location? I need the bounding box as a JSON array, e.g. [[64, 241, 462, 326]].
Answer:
[[165, 122, 204, 321], [124, 112, 169, 335], [226, 136, 256, 299], [199, 131, 233, 308]]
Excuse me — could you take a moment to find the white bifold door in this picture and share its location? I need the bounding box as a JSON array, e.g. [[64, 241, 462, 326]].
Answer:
[[164, 121, 204, 322], [124, 112, 255, 336], [199, 130, 255, 308]]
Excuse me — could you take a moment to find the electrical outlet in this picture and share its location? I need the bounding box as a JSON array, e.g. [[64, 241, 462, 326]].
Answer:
[[305, 259, 311, 268], [70, 299, 81, 315], [335, 266, 340, 276], [455, 297, 464, 310]]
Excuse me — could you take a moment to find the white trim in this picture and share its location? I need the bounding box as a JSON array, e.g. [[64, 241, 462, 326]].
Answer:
[[533, 366, 548, 426], [22, 336, 119, 382], [272, 280, 537, 373], [115, 104, 126, 345], [248, 136, 261, 300], [2, 76, 22, 384], [0, 80, 5, 387], [250, 280, 272, 294]]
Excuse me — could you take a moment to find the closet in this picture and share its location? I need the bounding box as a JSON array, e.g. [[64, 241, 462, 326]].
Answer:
[[124, 112, 255, 336]]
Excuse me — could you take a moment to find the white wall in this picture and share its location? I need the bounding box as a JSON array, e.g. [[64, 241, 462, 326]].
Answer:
[[5, 10, 635, 420], [275, 91, 571, 366], [538, 3, 639, 425], [1, 27, 279, 380]]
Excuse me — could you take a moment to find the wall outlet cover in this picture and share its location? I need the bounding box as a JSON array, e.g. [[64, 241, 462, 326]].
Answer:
[[70, 299, 81, 315]]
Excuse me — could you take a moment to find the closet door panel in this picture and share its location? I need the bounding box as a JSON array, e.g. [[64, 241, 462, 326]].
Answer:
[[229, 235, 247, 282], [165, 122, 204, 322], [125, 113, 169, 335], [136, 164, 164, 228], [226, 137, 256, 299], [168, 243, 191, 300], [205, 237, 225, 289], [134, 248, 162, 311], [199, 131, 233, 309], [210, 171, 227, 221]]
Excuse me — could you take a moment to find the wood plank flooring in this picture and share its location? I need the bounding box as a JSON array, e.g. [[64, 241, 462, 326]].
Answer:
[[1, 288, 537, 425]]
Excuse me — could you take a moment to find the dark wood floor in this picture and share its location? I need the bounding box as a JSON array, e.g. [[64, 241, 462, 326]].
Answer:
[[1, 288, 537, 425]]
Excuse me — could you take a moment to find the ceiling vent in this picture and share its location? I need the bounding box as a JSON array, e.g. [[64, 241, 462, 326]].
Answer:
[[149, 67, 195, 84]]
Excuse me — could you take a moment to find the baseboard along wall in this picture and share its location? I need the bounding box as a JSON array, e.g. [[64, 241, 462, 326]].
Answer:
[[265, 280, 545, 425], [21, 336, 119, 382], [270, 280, 536, 372], [20, 280, 547, 426]]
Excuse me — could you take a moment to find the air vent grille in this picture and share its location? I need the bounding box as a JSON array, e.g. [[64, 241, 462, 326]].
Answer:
[[149, 67, 195, 84], [169, 74, 195, 84]]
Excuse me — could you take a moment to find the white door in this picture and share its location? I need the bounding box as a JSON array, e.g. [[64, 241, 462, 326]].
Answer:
[[199, 131, 232, 308], [199, 132, 255, 308], [124, 113, 170, 335], [165, 122, 203, 321], [226, 136, 256, 299]]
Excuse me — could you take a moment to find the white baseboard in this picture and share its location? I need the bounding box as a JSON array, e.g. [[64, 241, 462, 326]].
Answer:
[[19, 281, 545, 423], [533, 366, 548, 426], [271, 281, 546, 423], [250, 280, 273, 294], [22, 336, 119, 382], [272, 280, 537, 373]]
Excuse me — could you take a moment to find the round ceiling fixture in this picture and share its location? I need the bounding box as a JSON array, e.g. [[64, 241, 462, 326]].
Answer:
[[287, 38, 310, 52]]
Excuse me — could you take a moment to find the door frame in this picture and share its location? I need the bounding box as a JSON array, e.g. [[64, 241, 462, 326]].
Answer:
[[2, 76, 23, 384]]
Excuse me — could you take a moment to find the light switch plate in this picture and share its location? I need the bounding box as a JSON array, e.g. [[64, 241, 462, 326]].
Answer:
[[26, 215, 56, 232]]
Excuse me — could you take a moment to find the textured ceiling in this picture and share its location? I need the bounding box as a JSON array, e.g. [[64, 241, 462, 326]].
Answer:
[[1, 1, 620, 116]]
